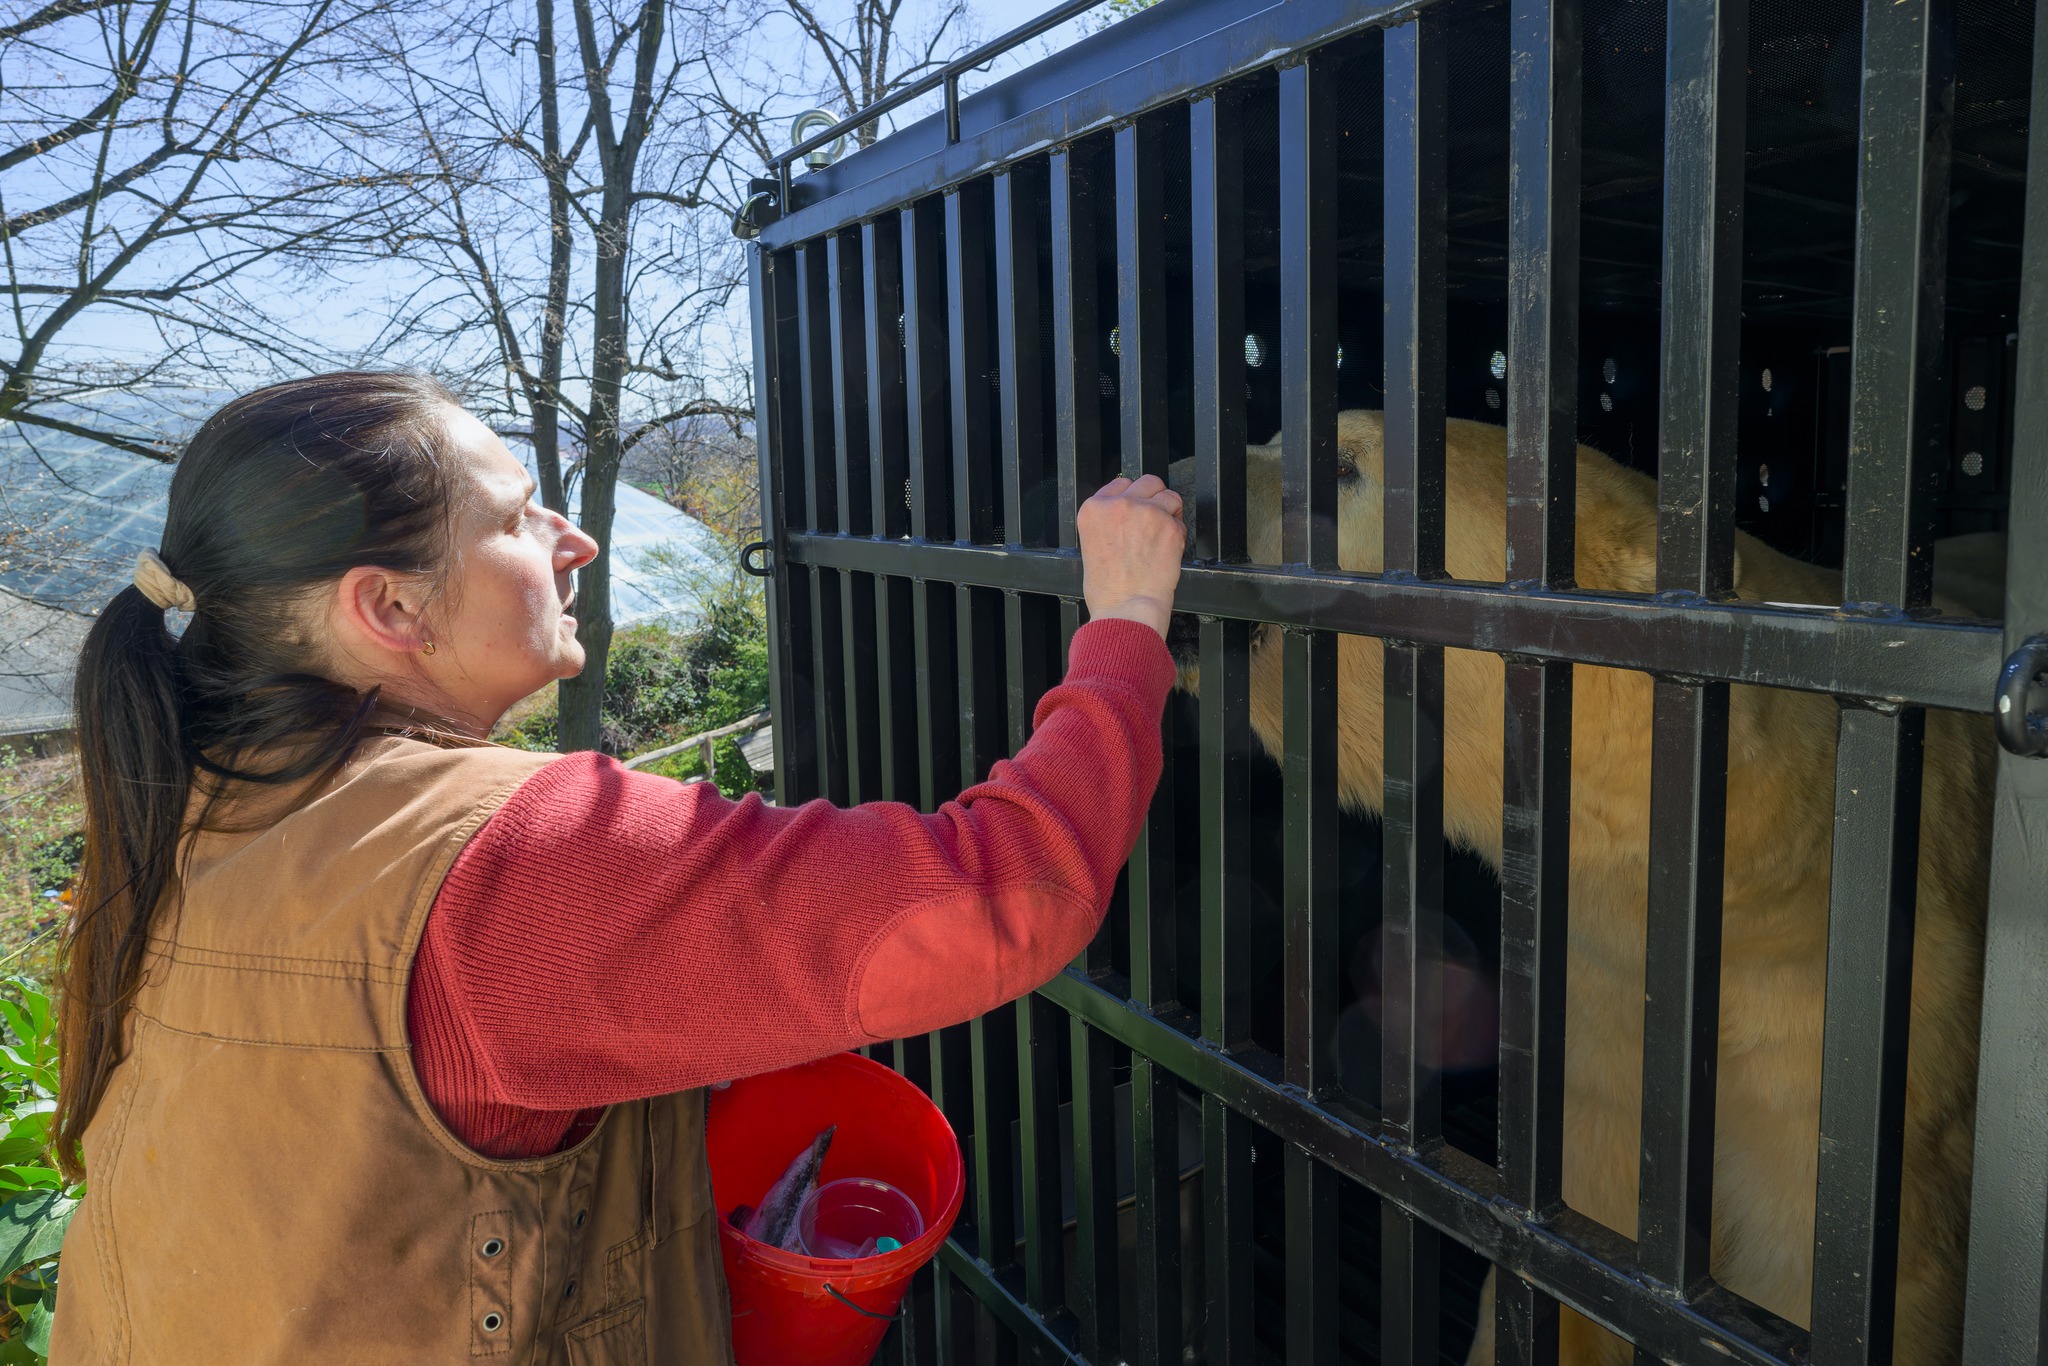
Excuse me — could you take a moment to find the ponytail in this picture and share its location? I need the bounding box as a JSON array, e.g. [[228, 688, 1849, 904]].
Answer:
[[57, 588, 193, 1184], [52, 370, 460, 1182]]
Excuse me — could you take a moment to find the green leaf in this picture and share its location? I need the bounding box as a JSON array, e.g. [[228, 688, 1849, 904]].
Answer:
[[0, 1336, 41, 1365], [0, 1192, 72, 1273], [21, 1295, 51, 1355]]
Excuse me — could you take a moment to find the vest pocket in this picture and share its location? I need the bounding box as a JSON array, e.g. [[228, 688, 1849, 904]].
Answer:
[[565, 1298, 648, 1366]]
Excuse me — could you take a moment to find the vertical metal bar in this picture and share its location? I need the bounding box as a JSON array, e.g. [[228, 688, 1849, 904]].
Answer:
[[1051, 144, 1103, 553], [1382, 24, 1448, 1355], [1190, 90, 1246, 565], [1287, 1144, 1339, 1366], [799, 243, 849, 807], [1813, 5, 1953, 1360], [1962, 5, 2048, 1354], [1071, 1020, 1120, 1360], [996, 164, 1048, 550], [1813, 704, 1927, 1365], [1279, 56, 1338, 571], [1637, 0, 1746, 1308], [1499, 0, 1579, 1351], [970, 993, 1018, 1279], [1635, 677, 1730, 1299], [903, 200, 960, 814], [1117, 114, 1178, 1363], [1197, 611, 1252, 1362], [948, 183, 996, 545], [748, 246, 813, 806], [1840, 0, 1952, 616], [1383, 16, 1449, 588], [1131, 1051, 1181, 1366], [1655, 0, 1746, 603], [1282, 627, 1339, 1101], [830, 231, 872, 539], [1015, 993, 1064, 1318], [831, 233, 881, 806], [1506, 0, 1582, 597], [865, 217, 919, 807], [905, 199, 953, 547], [1115, 118, 1168, 481], [798, 242, 840, 538]]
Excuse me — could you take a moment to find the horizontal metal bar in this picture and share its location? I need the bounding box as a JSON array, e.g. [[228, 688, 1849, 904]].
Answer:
[[783, 533, 2003, 712], [761, 0, 1429, 248], [776, 0, 1115, 173], [1037, 967, 1812, 1366], [934, 1240, 1088, 1365]]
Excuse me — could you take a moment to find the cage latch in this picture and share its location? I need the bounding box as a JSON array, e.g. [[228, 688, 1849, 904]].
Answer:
[[740, 541, 774, 579], [1995, 633, 2048, 758], [731, 181, 780, 242]]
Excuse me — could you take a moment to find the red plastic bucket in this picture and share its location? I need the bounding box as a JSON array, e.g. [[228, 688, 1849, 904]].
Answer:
[[708, 1052, 964, 1366]]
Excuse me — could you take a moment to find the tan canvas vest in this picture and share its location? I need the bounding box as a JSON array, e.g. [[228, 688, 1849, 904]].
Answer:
[[50, 735, 735, 1365]]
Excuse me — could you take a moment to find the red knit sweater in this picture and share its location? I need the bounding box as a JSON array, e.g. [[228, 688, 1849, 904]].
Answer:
[[405, 618, 1172, 1159]]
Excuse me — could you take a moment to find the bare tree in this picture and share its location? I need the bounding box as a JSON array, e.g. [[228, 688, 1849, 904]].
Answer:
[[699, 0, 974, 165], [357, 0, 757, 752], [0, 0, 413, 456]]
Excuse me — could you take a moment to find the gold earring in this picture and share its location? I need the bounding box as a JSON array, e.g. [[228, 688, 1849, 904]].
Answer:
[[421, 638, 437, 656]]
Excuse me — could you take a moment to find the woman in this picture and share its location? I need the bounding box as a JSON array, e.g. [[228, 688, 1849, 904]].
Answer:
[[49, 371, 1184, 1364]]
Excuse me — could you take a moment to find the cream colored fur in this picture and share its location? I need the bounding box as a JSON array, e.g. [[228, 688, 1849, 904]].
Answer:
[[1171, 413, 1992, 1363]]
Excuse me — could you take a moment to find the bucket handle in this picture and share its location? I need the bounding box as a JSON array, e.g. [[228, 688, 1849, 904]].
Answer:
[[824, 1282, 902, 1322]]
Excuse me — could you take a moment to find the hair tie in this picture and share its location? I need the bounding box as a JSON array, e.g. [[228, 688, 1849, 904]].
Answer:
[[133, 549, 196, 613]]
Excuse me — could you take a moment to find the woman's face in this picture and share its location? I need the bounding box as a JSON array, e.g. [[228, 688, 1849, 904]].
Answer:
[[335, 405, 599, 733]]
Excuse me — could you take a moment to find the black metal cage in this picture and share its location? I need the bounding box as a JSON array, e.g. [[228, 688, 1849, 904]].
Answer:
[[739, 0, 2048, 1360]]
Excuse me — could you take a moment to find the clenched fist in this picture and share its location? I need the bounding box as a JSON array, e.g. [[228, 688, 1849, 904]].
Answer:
[[1076, 474, 1186, 639]]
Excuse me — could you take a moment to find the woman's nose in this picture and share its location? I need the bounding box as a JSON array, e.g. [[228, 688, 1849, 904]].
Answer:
[[555, 516, 599, 573]]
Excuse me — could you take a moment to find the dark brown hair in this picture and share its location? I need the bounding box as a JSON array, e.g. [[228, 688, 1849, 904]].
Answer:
[[56, 370, 461, 1181]]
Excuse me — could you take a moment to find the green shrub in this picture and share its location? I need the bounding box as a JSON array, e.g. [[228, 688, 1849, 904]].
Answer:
[[0, 978, 77, 1364], [495, 557, 770, 800]]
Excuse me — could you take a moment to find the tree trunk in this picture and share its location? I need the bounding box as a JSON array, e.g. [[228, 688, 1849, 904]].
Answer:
[[557, 0, 662, 754], [530, 0, 573, 520]]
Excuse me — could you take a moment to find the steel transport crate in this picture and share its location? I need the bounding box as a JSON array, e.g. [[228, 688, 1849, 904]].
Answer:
[[734, 0, 2048, 1360]]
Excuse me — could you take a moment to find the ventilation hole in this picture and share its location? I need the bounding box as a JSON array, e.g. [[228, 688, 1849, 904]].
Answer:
[[1961, 450, 1986, 477], [480, 1239, 504, 1258], [1602, 357, 1618, 385], [1489, 349, 1507, 380], [1244, 333, 1267, 368], [481, 1313, 504, 1333], [1966, 384, 1988, 412], [563, 1279, 579, 1301], [1108, 326, 1120, 357], [1599, 393, 1613, 412], [1758, 494, 1771, 512], [1484, 388, 1502, 410], [1761, 367, 1774, 392]]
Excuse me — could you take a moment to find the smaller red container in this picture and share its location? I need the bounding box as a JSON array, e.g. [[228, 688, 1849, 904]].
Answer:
[[707, 1052, 964, 1366]]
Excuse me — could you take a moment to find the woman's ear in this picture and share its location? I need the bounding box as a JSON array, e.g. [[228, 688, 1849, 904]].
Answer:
[[335, 565, 431, 655]]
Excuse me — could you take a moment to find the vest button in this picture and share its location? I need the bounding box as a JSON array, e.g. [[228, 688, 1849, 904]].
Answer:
[[480, 1238, 505, 1258], [481, 1312, 504, 1333], [563, 1279, 579, 1301]]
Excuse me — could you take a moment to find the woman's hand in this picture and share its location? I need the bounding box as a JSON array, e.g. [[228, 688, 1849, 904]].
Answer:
[[1077, 474, 1186, 639]]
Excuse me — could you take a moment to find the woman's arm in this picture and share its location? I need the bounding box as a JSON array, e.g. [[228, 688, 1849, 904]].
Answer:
[[410, 617, 1173, 1114]]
